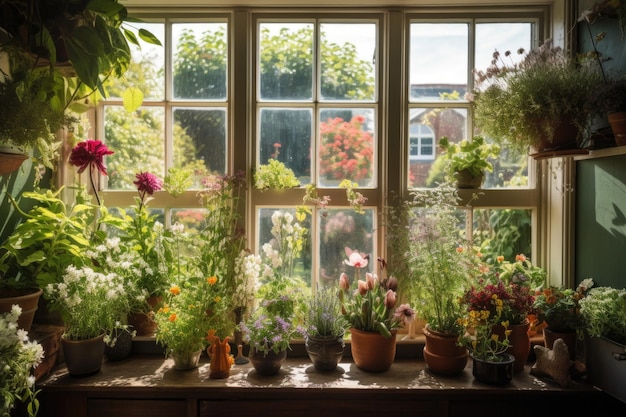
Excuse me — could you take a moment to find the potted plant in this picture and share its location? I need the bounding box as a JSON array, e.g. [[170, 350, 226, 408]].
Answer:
[[44, 262, 138, 376], [254, 157, 300, 191], [458, 295, 515, 385], [588, 78, 626, 144], [0, 305, 44, 417], [471, 38, 603, 154], [532, 278, 594, 359], [579, 286, 626, 403], [338, 252, 415, 373], [304, 285, 349, 372], [438, 135, 500, 189], [402, 180, 479, 375], [154, 274, 230, 371]]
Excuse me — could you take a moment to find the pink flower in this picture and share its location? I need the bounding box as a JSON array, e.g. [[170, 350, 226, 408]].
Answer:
[[384, 289, 396, 309], [339, 273, 350, 290], [365, 272, 375, 290], [394, 304, 416, 324], [134, 172, 163, 196], [344, 250, 368, 269], [69, 139, 113, 176], [357, 280, 368, 296]]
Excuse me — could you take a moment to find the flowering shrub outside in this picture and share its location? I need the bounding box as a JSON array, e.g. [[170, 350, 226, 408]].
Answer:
[[254, 157, 300, 191], [339, 251, 415, 338], [1, 305, 44, 417], [319, 115, 374, 184]]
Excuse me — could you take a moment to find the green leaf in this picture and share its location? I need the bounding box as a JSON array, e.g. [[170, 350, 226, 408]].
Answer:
[[21, 251, 46, 266], [123, 87, 144, 112], [123, 28, 140, 47], [65, 27, 105, 89], [138, 28, 163, 46], [87, 0, 126, 18]]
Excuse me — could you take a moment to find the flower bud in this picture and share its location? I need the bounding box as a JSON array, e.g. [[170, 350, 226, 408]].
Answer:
[[384, 289, 396, 309], [339, 272, 350, 290], [357, 280, 368, 296]]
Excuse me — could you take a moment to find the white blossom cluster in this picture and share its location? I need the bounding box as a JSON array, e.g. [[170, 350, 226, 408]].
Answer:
[[261, 210, 306, 280], [233, 250, 262, 309]]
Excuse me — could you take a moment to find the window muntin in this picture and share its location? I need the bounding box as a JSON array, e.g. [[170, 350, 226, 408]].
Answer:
[[96, 8, 544, 302]]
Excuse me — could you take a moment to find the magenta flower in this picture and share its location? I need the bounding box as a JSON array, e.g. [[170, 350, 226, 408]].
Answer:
[[69, 139, 113, 176], [134, 172, 163, 196], [69, 139, 114, 206]]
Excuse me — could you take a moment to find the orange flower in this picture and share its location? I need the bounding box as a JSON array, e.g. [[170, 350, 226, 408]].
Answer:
[[496, 255, 505, 263], [170, 285, 181, 295], [515, 254, 526, 262], [168, 313, 177, 322], [207, 276, 218, 285], [456, 246, 463, 253]]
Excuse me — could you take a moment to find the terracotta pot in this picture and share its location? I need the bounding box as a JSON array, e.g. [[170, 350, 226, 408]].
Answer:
[[422, 325, 468, 376], [0, 151, 29, 175], [128, 295, 162, 336], [249, 347, 287, 376], [543, 327, 577, 360], [608, 111, 626, 146], [492, 320, 530, 373], [471, 353, 515, 385], [532, 117, 579, 153], [62, 333, 105, 377], [349, 327, 397, 372], [0, 288, 43, 331], [305, 334, 345, 372], [171, 349, 202, 371]]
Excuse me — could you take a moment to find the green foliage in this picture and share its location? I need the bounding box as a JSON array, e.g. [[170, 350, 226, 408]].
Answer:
[[473, 209, 532, 263], [403, 180, 481, 335], [580, 286, 626, 344], [306, 286, 348, 338], [0, 187, 102, 290], [254, 159, 300, 191], [472, 39, 603, 152], [533, 279, 594, 332], [439, 136, 500, 177]]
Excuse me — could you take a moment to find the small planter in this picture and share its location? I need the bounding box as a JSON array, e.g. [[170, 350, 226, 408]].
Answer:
[[171, 349, 202, 371], [305, 334, 345, 372], [104, 328, 134, 362], [62, 333, 105, 377], [585, 335, 626, 403], [455, 169, 484, 189], [0, 288, 42, 331], [349, 327, 397, 373], [543, 327, 577, 360], [608, 110, 626, 146], [422, 325, 468, 376], [471, 353, 515, 385], [249, 347, 287, 376], [492, 320, 530, 373]]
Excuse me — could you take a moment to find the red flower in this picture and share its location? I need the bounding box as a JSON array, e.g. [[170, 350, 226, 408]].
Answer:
[[134, 172, 163, 196], [69, 139, 113, 176]]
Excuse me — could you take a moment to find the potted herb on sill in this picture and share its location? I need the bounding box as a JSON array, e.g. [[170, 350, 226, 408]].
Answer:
[[402, 180, 480, 375], [471, 38, 602, 155], [438, 135, 500, 189]]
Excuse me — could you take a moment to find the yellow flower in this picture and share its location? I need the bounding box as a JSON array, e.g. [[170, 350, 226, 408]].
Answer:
[[214, 296, 221, 302], [170, 285, 181, 295]]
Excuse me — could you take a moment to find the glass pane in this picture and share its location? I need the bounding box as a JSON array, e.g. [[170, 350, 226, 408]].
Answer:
[[259, 23, 314, 100], [409, 23, 468, 101], [474, 23, 532, 189], [257, 208, 312, 287], [408, 107, 467, 189], [171, 208, 207, 231], [472, 208, 533, 263], [173, 23, 228, 100], [105, 106, 165, 190], [258, 108, 312, 184], [318, 108, 376, 187], [173, 108, 227, 184], [319, 208, 376, 288], [320, 23, 376, 101]]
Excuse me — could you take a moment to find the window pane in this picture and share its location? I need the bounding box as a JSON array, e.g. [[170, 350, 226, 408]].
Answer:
[[472, 209, 533, 263], [259, 23, 314, 100], [105, 106, 165, 190], [173, 23, 228, 100], [320, 23, 376, 101], [408, 107, 467, 188], [258, 108, 312, 184], [257, 208, 312, 287], [475, 23, 532, 189], [319, 208, 376, 287], [409, 23, 468, 101], [106, 22, 165, 100], [173, 108, 227, 183], [171, 208, 207, 231], [319, 109, 376, 187]]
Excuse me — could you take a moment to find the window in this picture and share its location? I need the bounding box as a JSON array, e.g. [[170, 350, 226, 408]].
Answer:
[[96, 6, 546, 299]]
